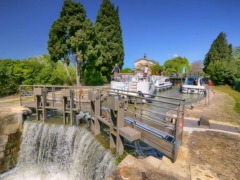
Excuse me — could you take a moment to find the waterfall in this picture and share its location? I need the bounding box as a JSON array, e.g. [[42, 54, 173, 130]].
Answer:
[[2, 121, 115, 180]]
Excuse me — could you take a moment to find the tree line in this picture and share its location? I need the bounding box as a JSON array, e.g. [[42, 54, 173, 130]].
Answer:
[[0, 55, 75, 96]]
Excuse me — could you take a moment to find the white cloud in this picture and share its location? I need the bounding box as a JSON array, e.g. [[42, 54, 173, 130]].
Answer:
[[167, 53, 179, 58], [172, 54, 179, 58]]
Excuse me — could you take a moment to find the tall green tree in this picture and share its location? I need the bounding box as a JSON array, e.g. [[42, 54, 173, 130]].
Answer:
[[204, 32, 237, 84], [48, 0, 89, 86], [150, 64, 164, 75], [94, 0, 124, 83], [164, 57, 190, 76], [69, 19, 95, 86], [204, 32, 232, 73]]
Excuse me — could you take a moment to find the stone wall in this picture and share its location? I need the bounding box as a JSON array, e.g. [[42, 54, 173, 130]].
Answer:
[[0, 109, 25, 174]]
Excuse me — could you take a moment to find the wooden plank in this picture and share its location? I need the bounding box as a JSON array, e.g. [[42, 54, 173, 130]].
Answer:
[[141, 138, 173, 159], [135, 126, 174, 152], [119, 126, 141, 142]]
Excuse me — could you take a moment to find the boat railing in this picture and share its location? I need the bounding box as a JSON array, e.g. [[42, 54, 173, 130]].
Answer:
[[111, 74, 153, 82]]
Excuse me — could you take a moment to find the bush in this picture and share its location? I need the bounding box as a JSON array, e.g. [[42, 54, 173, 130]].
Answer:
[[233, 78, 240, 92]]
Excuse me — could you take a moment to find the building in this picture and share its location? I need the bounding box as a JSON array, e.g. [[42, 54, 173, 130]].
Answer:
[[134, 55, 158, 71]]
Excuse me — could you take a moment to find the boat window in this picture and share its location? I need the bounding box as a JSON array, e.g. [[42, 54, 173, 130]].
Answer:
[[187, 78, 194, 85]]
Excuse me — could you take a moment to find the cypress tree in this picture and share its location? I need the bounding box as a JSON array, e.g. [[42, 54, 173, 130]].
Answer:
[[48, 0, 89, 85], [203, 32, 231, 73], [94, 0, 124, 82], [204, 32, 237, 84]]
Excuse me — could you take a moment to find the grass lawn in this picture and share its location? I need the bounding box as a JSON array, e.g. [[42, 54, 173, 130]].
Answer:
[[214, 85, 240, 113]]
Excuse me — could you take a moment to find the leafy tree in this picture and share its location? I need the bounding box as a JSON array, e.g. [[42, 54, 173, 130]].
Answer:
[[232, 46, 240, 78], [48, 0, 88, 85], [94, 0, 124, 83], [207, 60, 237, 85], [0, 59, 18, 96], [164, 57, 191, 76], [150, 64, 164, 75], [204, 32, 237, 84], [233, 46, 240, 61], [69, 19, 95, 86], [121, 68, 133, 73], [191, 60, 203, 75], [204, 32, 232, 73], [0, 55, 76, 96]]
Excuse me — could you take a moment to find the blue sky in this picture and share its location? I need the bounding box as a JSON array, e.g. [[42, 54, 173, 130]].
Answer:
[[0, 0, 239, 69]]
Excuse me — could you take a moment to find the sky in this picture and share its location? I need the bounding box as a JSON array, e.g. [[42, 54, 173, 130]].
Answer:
[[0, 0, 240, 69]]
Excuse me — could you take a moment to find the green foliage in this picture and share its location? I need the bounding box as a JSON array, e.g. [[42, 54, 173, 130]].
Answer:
[[204, 32, 232, 73], [233, 46, 240, 78], [48, 0, 88, 85], [206, 60, 237, 85], [204, 32, 238, 84], [233, 78, 240, 92], [150, 64, 164, 75], [0, 55, 75, 96], [121, 68, 133, 73], [164, 57, 190, 75], [232, 46, 240, 60], [0, 60, 18, 96], [82, 68, 106, 85], [94, 0, 124, 81], [48, 0, 125, 85]]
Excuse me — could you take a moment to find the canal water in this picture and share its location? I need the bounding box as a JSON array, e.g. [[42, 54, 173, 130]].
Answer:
[[157, 86, 205, 104], [1, 121, 115, 180]]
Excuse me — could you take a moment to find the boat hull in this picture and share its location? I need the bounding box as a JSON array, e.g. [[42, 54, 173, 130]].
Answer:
[[181, 85, 205, 94]]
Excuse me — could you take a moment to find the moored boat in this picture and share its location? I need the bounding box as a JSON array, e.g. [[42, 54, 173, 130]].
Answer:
[[180, 75, 205, 94], [110, 74, 156, 98], [151, 75, 172, 91]]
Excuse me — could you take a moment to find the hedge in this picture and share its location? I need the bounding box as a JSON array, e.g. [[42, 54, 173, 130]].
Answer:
[[233, 78, 240, 91]]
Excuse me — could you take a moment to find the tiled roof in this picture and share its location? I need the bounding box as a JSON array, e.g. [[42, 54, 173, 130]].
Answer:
[[135, 57, 158, 64]]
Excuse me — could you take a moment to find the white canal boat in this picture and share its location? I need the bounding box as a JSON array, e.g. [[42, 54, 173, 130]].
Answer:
[[151, 76, 172, 91], [180, 75, 205, 94], [110, 74, 156, 98]]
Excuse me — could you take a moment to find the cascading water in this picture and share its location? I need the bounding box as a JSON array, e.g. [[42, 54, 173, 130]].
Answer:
[[1, 121, 115, 180]]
